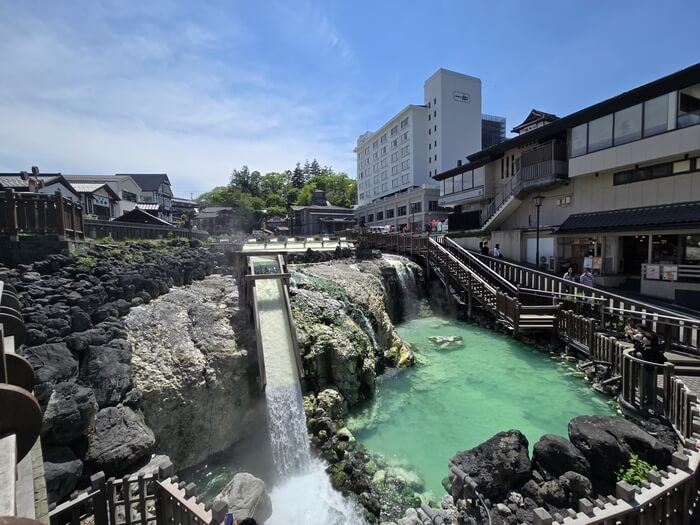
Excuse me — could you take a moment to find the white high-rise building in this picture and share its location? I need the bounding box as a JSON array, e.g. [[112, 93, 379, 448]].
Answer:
[[355, 69, 482, 231]]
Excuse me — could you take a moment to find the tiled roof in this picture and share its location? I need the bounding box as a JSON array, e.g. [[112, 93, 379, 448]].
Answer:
[[290, 204, 354, 211], [0, 176, 31, 189], [118, 173, 169, 192], [557, 201, 700, 233]]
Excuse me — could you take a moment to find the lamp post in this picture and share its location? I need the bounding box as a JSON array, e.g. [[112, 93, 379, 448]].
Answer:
[[533, 195, 545, 269]]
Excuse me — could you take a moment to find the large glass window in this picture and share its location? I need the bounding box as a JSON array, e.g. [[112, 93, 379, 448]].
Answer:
[[453, 173, 462, 192], [571, 123, 587, 157], [614, 104, 642, 145], [678, 83, 700, 128], [587, 114, 613, 152], [376, 211, 383, 220], [445, 177, 453, 194], [644, 94, 670, 136]]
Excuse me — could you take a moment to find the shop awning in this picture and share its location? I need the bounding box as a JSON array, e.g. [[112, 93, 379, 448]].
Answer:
[[557, 201, 700, 234]]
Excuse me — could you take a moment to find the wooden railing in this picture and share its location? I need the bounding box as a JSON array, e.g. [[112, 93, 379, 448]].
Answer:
[[556, 309, 596, 352], [84, 220, 209, 241], [49, 461, 218, 525], [464, 245, 700, 355], [0, 190, 84, 239]]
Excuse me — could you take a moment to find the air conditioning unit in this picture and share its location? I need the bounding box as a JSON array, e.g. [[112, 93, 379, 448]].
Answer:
[[547, 257, 556, 271]]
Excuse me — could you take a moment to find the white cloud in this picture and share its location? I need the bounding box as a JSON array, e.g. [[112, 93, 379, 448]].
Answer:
[[0, 2, 358, 197]]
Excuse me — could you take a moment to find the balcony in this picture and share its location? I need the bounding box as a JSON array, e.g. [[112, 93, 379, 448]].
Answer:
[[516, 141, 568, 195]]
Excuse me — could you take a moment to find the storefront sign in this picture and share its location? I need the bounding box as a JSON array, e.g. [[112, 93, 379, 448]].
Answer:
[[592, 257, 602, 270], [583, 256, 593, 269], [645, 264, 660, 280], [662, 265, 678, 281], [94, 195, 109, 207]]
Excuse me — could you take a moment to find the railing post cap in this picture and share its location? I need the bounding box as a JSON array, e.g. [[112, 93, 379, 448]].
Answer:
[[533, 507, 553, 525], [615, 480, 637, 502], [158, 460, 175, 480], [90, 471, 107, 488], [211, 500, 228, 523]]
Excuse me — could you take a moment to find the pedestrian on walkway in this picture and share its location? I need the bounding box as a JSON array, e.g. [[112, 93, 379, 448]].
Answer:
[[563, 267, 575, 281], [481, 241, 489, 256], [580, 267, 594, 287], [492, 244, 503, 258]]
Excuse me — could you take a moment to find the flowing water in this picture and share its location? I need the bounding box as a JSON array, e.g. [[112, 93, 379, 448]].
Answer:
[[249, 256, 364, 523], [347, 316, 615, 498], [384, 255, 422, 320]]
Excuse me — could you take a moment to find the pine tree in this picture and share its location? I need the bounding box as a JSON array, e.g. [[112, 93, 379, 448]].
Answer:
[[291, 162, 305, 189], [302, 160, 311, 180], [309, 159, 321, 178]]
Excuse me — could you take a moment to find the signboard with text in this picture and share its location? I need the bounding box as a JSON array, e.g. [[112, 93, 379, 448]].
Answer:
[[645, 264, 660, 280]]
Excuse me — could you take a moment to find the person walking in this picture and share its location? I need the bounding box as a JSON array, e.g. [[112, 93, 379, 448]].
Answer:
[[492, 244, 503, 258], [580, 267, 594, 287], [481, 241, 489, 256], [563, 267, 575, 281]]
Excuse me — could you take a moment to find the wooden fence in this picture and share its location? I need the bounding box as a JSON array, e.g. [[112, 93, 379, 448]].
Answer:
[[0, 190, 84, 239], [84, 220, 210, 241], [49, 461, 220, 525]]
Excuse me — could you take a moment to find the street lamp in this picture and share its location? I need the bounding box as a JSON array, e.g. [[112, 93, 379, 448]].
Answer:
[[533, 195, 545, 269]]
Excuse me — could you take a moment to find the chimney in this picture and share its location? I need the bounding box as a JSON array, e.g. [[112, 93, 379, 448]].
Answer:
[[20, 171, 28, 181], [31, 166, 40, 177], [457, 160, 462, 167], [311, 190, 327, 207]]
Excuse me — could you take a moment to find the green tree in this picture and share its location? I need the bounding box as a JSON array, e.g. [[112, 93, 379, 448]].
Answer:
[[295, 182, 318, 206], [291, 162, 305, 189], [309, 159, 321, 178], [230, 166, 261, 197]]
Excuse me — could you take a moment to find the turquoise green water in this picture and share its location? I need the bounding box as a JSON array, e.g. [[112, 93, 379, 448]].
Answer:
[[347, 316, 615, 498]]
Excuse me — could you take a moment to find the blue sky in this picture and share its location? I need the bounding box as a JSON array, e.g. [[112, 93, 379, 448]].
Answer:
[[1, 1, 698, 198]]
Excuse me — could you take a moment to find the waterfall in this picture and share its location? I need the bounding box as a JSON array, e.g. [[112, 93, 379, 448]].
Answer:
[[265, 385, 312, 478], [384, 255, 419, 320], [360, 313, 378, 351]]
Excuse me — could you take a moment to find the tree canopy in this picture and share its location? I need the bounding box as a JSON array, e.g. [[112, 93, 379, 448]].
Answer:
[[195, 159, 356, 232]]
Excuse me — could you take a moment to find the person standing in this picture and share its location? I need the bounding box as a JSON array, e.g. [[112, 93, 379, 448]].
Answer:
[[580, 267, 594, 287], [492, 244, 503, 258], [481, 241, 489, 256], [563, 267, 575, 281]]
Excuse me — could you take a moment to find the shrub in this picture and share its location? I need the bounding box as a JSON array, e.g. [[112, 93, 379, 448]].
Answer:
[[77, 255, 96, 268], [616, 454, 655, 485]]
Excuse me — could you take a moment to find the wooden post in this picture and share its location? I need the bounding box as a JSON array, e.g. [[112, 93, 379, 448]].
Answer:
[[91, 472, 109, 525], [5, 189, 18, 239], [54, 191, 66, 240]]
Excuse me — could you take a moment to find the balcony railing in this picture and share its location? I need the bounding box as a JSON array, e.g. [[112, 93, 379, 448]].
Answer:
[[518, 141, 568, 189]]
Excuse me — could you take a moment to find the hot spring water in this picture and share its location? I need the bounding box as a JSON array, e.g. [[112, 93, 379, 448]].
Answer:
[[347, 316, 615, 497]]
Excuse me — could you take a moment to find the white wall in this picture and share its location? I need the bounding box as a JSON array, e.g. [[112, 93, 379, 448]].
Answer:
[[38, 182, 79, 202], [424, 69, 482, 175]]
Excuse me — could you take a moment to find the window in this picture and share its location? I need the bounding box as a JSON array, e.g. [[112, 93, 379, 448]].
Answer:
[[392, 138, 399, 148], [373, 152, 379, 160], [392, 178, 399, 188], [380, 133, 387, 143], [381, 183, 387, 191], [377, 211, 384, 220], [445, 177, 453, 194], [401, 160, 409, 170], [121, 190, 137, 202], [397, 205, 407, 216], [434, 154, 437, 161], [386, 208, 395, 218], [429, 144, 431, 150], [678, 83, 700, 128], [373, 140, 379, 148], [571, 123, 588, 157], [359, 216, 365, 223], [434, 140, 437, 146], [429, 201, 439, 212], [433, 110, 436, 117], [381, 171, 388, 180], [392, 165, 399, 174], [374, 175, 379, 183], [412, 202, 422, 213], [381, 146, 387, 154], [434, 125, 437, 131], [401, 117, 409, 129], [614, 104, 642, 145], [428, 129, 431, 135], [587, 115, 613, 152], [612, 160, 687, 185], [500, 158, 504, 179], [453, 173, 462, 191], [391, 152, 399, 162], [433, 97, 436, 104], [368, 214, 374, 222], [401, 174, 409, 183], [644, 94, 670, 137], [428, 114, 431, 121], [401, 132, 409, 142], [391, 125, 398, 136], [401, 146, 409, 156]]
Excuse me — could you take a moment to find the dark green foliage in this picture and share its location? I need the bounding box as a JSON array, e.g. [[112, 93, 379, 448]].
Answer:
[[195, 159, 357, 232], [616, 454, 655, 485]]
